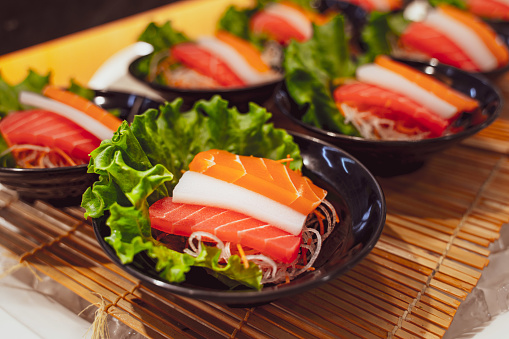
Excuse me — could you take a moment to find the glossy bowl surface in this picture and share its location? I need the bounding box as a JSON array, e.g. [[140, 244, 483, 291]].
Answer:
[[128, 55, 284, 110], [0, 90, 162, 206], [275, 58, 502, 177], [93, 132, 386, 306]]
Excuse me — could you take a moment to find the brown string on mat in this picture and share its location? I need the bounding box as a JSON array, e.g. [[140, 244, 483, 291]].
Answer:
[[81, 293, 111, 339], [230, 307, 256, 338], [18, 219, 85, 263], [387, 158, 504, 339], [0, 218, 85, 281], [81, 282, 143, 339], [0, 260, 42, 281]]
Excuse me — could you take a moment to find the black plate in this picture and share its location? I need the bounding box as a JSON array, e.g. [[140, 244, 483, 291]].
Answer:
[[275, 58, 502, 177], [92, 132, 386, 306], [0, 90, 163, 206], [128, 55, 284, 111]]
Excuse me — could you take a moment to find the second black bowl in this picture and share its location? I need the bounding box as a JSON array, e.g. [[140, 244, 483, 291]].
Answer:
[[275, 59, 502, 177], [128, 55, 283, 111], [0, 90, 162, 206]]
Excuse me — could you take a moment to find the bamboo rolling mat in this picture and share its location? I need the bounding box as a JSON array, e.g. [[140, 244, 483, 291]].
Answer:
[[0, 137, 508, 338], [462, 73, 509, 154]]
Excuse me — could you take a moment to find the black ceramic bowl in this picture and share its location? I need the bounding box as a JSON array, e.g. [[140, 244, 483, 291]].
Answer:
[[128, 55, 284, 111], [0, 90, 162, 206], [275, 58, 502, 177], [92, 132, 386, 306]]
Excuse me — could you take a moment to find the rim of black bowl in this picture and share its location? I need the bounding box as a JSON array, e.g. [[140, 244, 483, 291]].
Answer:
[[128, 54, 285, 95], [92, 131, 387, 305], [0, 163, 89, 174], [275, 58, 503, 146]]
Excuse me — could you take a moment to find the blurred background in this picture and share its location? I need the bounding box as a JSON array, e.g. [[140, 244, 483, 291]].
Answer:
[[0, 0, 179, 55]]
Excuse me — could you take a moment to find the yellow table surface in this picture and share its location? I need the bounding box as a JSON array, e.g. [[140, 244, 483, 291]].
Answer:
[[0, 0, 253, 86]]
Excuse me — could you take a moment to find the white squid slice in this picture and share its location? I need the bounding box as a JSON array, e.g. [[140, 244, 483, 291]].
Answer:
[[424, 7, 498, 72], [356, 63, 458, 119], [18, 91, 114, 140], [172, 171, 307, 236], [263, 2, 313, 41], [196, 37, 277, 85]]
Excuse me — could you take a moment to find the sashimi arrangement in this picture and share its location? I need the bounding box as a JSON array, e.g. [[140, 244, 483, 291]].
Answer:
[[82, 95, 341, 290], [150, 149, 334, 285], [334, 55, 480, 139], [366, 3, 509, 72], [0, 72, 122, 168], [283, 13, 484, 140], [135, 21, 281, 90]]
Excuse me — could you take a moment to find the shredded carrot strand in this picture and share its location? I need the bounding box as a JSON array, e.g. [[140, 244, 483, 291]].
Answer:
[[313, 210, 326, 235], [8, 145, 78, 168], [276, 154, 293, 169], [236, 244, 249, 269], [52, 147, 78, 166], [42, 85, 122, 132], [295, 265, 315, 271]]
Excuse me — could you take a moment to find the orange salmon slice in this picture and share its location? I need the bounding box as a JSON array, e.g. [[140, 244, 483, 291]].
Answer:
[[188, 149, 327, 216]]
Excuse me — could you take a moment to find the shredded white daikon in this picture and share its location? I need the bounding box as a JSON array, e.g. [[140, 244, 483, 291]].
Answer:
[[183, 199, 338, 285], [0, 144, 83, 168], [341, 103, 430, 140]]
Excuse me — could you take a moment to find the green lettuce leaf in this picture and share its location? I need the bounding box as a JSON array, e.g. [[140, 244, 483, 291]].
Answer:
[[137, 21, 190, 53], [82, 95, 302, 289], [358, 11, 409, 64], [0, 70, 51, 117], [358, 12, 394, 65], [0, 133, 15, 167], [218, 5, 262, 43], [68, 79, 95, 101], [429, 0, 467, 9], [283, 15, 360, 136]]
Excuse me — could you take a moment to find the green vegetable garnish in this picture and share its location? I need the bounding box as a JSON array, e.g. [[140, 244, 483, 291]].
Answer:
[[283, 14, 360, 136], [138, 21, 190, 53], [429, 0, 467, 9], [0, 70, 51, 117]]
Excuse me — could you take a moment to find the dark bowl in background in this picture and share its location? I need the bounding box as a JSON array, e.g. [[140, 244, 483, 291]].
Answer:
[[275, 58, 502, 177], [128, 55, 284, 111], [0, 90, 163, 206], [93, 132, 386, 306]]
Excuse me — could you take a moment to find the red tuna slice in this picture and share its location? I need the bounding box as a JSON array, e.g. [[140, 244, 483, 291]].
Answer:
[[333, 82, 449, 137], [0, 109, 101, 162], [467, 0, 509, 21], [400, 22, 480, 72], [171, 43, 245, 87], [149, 197, 302, 264], [250, 11, 308, 45]]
